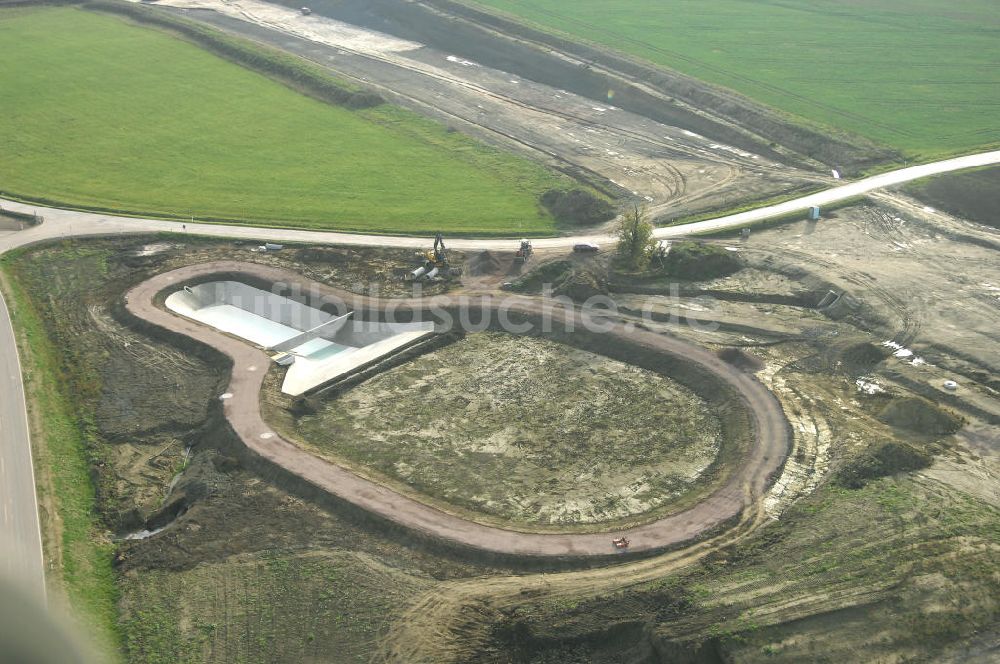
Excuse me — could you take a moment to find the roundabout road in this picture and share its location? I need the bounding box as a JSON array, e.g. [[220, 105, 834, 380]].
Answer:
[[125, 261, 789, 558]]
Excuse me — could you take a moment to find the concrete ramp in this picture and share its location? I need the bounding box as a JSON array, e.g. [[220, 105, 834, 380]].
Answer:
[[282, 327, 434, 396], [270, 312, 353, 353], [165, 280, 435, 395]]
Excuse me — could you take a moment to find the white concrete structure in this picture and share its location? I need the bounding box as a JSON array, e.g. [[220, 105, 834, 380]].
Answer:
[[166, 281, 434, 395]]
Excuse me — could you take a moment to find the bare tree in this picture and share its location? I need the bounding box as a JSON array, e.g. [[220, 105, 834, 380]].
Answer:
[[616, 204, 655, 270]]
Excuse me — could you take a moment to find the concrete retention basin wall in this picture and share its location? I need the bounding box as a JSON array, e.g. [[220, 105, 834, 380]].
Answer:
[[165, 281, 434, 395]]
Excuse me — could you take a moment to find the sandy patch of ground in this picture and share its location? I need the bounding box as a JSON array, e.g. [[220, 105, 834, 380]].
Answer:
[[289, 332, 722, 525], [142, 0, 421, 55], [164, 1, 819, 221]]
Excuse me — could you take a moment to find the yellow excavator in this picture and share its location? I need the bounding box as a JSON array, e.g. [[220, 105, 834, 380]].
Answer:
[[409, 234, 460, 281]]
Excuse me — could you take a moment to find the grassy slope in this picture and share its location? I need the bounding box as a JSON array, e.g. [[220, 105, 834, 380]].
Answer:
[[0, 7, 568, 235], [120, 550, 432, 664], [471, 0, 1000, 159], [0, 254, 121, 660], [512, 476, 999, 661]]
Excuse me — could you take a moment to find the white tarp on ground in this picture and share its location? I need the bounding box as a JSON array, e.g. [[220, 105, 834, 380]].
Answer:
[[165, 281, 433, 396]]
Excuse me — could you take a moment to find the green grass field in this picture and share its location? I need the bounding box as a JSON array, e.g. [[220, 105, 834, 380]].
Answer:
[[472, 0, 1000, 159], [0, 7, 569, 234]]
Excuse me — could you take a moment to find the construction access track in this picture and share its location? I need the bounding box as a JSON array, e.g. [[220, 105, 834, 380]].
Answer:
[[125, 261, 790, 559]]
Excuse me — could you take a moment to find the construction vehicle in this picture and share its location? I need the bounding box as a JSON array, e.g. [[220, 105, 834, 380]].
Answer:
[[408, 234, 461, 281], [513, 239, 533, 265]]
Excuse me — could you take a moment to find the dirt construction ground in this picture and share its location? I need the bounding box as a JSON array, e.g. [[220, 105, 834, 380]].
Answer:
[[5, 184, 998, 661], [124, 259, 787, 557], [2, 4, 997, 660], [376, 196, 1000, 662], [150, 0, 827, 225], [270, 332, 723, 527]]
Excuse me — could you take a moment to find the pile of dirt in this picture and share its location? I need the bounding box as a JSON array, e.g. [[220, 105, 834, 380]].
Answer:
[[466, 250, 503, 276], [717, 348, 764, 373], [969, 370, 1000, 394], [836, 441, 932, 489], [662, 242, 743, 281], [541, 189, 616, 226], [509, 260, 574, 293], [790, 338, 889, 376], [0, 211, 35, 231], [878, 397, 963, 435], [552, 268, 608, 302], [838, 341, 890, 376]]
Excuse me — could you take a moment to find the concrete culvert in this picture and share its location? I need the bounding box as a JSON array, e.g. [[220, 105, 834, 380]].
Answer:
[[817, 290, 841, 308]]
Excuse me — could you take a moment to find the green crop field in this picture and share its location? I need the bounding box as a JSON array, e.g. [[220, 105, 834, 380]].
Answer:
[[0, 7, 570, 235], [471, 0, 1000, 159]]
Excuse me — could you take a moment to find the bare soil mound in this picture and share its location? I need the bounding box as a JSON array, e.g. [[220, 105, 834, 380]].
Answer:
[[838, 341, 890, 376], [791, 339, 889, 376], [552, 269, 608, 301], [466, 250, 503, 276], [509, 260, 574, 293], [663, 242, 743, 281], [836, 441, 932, 489], [541, 189, 616, 226], [878, 397, 963, 435]]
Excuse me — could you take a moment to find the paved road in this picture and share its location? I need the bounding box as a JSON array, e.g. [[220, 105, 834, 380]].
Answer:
[[126, 262, 790, 557], [0, 287, 45, 598], [0, 149, 997, 569], [1, 149, 998, 252]]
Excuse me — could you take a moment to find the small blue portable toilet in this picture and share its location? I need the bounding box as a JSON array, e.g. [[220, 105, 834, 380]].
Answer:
[[808, 206, 821, 221]]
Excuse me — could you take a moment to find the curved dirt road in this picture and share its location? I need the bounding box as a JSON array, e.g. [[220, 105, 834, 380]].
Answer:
[[125, 261, 790, 558]]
